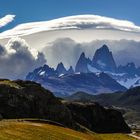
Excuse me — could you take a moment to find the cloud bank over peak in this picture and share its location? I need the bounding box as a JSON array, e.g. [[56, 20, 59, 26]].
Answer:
[[0, 37, 46, 79], [43, 38, 140, 68], [1, 14, 140, 39], [0, 15, 16, 28]]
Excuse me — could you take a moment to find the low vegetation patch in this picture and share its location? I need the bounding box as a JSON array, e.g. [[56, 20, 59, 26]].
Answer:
[[0, 80, 21, 89], [0, 120, 135, 140]]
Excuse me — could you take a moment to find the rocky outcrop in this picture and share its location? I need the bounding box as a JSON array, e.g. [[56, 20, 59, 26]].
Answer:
[[65, 102, 131, 133]]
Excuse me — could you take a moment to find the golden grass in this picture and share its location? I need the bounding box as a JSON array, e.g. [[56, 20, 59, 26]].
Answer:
[[97, 134, 135, 140], [0, 80, 21, 89], [0, 120, 135, 140]]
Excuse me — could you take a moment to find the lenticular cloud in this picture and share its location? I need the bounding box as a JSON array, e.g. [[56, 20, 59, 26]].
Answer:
[[0, 15, 16, 28], [1, 14, 140, 39]]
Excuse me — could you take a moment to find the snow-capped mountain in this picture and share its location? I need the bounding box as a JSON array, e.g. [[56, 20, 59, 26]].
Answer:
[[26, 64, 58, 80], [75, 52, 90, 73], [131, 79, 140, 88], [26, 44, 140, 92], [92, 44, 117, 72], [26, 70, 126, 96], [117, 62, 138, 76], [75, 45, 117, 73], [107, 73, 140, 88], [26, 44, 140, 96], [67, 66, 74, 74], [56, 62, 67, 75]]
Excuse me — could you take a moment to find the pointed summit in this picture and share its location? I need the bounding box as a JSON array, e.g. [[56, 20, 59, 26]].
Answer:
[[92, 45, 117, 72], [80, 52, 86, 58], [56, 62, 67, 75], [101, 44, 110, 51], [75, 52, 89, 73], [67, 66, 74, 74]]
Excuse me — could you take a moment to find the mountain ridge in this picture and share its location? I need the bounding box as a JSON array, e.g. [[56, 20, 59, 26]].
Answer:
[[26, 44, 140, 93]]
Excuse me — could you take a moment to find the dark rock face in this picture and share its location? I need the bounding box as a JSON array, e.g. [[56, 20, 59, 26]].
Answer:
[[92, 45, 117, 72], [0, 79, 131, 133], [75, 52, 89, 73], [65, 102, 131, 133], [56, 62, 67, 75]]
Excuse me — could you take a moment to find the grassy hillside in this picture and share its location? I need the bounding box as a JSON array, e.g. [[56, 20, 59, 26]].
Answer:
[[0, 120, 135, 140]]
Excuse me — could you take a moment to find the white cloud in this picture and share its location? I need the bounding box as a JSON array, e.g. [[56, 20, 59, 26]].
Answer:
[[0, 37, 46, 79], [0, 14, 140, 39], [0, 14, 16, 28], [43, 38, 140, 68]]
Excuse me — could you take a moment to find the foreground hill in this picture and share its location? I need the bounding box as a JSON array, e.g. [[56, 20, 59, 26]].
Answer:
[[0, 120, 135, 140], [0, 79, 130, 133]]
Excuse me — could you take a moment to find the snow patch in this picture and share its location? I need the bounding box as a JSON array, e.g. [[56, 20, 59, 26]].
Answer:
[[59, 74, 64, 77], [88, 64, 101, 73], [131, 79, 140, 88], [97, 60, 106, 68], [117, 77, 140, 88], [39, 71, 45, 76], [75, 72, 81, 75]]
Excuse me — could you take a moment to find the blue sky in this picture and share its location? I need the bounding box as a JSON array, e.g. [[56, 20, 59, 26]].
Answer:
[[0, 0, 140, 32]]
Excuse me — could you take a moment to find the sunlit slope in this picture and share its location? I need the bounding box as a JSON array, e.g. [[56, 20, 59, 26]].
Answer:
[[0, 120, 135, 140]]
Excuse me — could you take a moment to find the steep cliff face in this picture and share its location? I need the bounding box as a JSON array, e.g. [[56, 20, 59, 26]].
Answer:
[[92, 45, 117, 72], [65, 102, 131, 133], [75, 52, 89, 73]]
